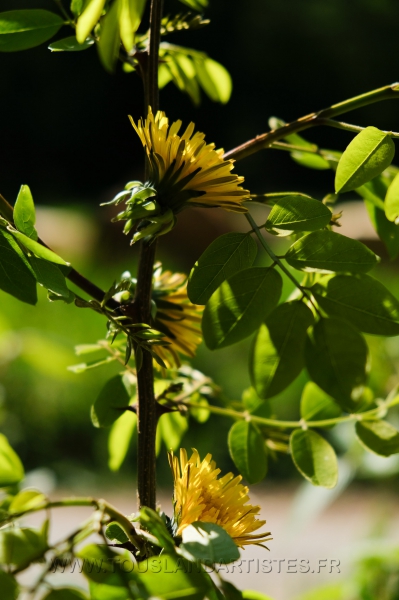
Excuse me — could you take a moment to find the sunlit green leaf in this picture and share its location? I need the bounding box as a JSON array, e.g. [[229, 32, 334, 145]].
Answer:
[[242, 592, 275, 600], [266, 196, 331, 235], [365, 199, 399, 260], [335, 127, 395, 193], [202, 267, 282, 349], [0, 10, 64, 52], [139, 507, 175, 553], [228, 420, 267, 484], [0, 434, 24, 488], [177, 0, 208, 12], [14, 185, 37, 240], [290, 151, 331, 170], [77, 544, 127, 583], [305, 317, 369, 412], [8, 228, 69, 266], [181, 522, 239, 564], [108, 411, 136, 471], [118, 0, 146, 52], [290, 429, 338, 488], [138, 554, 211, 599], [91, 376, 130, 428], [300, 382, 341, 421], [49, 36, 95, 51], [250, 301, 314, 399], [29, 256, 70, 298], [194, 57, 232, 103], [0, 525, 48, 568], [0, 228, 37, 305], [42, 589, 89, 600], [0, 569, 19, 600], [9, 490, 46, 514], [76, 0, 106, 44], [188, 233, 257, 304], [158, 410, 188, 451], [311, 274, 399, 335], [70, 0, 84, 17], [105, 522, 129, 544], [97, 0, 120, 72], [285, 230, 379, 273], [385, 170, 399, 223], [355, 420, 399, 456]]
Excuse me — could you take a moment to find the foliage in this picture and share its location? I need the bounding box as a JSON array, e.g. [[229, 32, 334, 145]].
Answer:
[[1, 0, 399, 598]]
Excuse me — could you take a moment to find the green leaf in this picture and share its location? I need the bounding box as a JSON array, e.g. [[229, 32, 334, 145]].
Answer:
[[29, 256, 70, 298], [335, 126, 395, 193], [385, 170, 399, 223], [228, 420, 267, 484], [105, 522, 129, 544], [138, 554, 211, 600], [0, 228, 37, 305], [14, 185, 37, 240], [139, 507, 175, 553], [0, 569, 19, 600], [355, 420, 399, 456], [89, 582, 128, 600], [8, 228, 69, 266], [290, 151, 331, 170], [305, 317, 369, 412], [118, 0, 146, 52], [290, 429, 338, 488], [177, 0, 208, 13], [250, 301, 314, 399], [285, 230, 379, 273], [49, 36, 95, 51], [300, 382, 341, 421], [0, 434, 24, 488], [108, 411, 136, 471], [158, 411, 188, 451], [188, 233, 257, 304], [194, 57, 232, 104], [91, 376, 130, 428], [167, 53, 200, 105], [242, 387, 272, 416], [71, 0, 84, 17], [9, 490, 46, 513], [311, 274, 399, 336], [0, 10, 64, 52], [97, 0, 120, 72], [242, 592, 274, 600], [181, 522, 239, 564], [77, 544, 126, 583], [76, 0, 106, 43], [202, 267, 282, 350], [365, 199, 399, 260], [265, 196, 331, 235], [42, 589, 89, 600], [0, 525, 48, 568]]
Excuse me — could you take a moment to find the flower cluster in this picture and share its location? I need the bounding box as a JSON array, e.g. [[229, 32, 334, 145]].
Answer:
[[106, 108, 250, 243], [169, 448, 272, 548]]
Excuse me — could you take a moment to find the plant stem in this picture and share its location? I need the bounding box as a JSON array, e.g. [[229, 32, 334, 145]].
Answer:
[[134, 0, 163, 511], [224, 83, 399, 162], [245, 212, 320, 313], [180, 397, 393, 430]]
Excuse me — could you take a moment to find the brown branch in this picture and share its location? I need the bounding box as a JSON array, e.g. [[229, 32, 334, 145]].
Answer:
[[134, 0, 164, 512], [224, 82, 399, 162]]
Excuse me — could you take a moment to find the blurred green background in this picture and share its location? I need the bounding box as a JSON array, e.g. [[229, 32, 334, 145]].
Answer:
[[1, 0, 399, 495]]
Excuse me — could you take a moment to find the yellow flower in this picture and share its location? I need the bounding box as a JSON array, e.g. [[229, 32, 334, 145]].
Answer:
[[168, 448, 272, 549], [152, 265, 203, 368], [129, 108, 250, 214]]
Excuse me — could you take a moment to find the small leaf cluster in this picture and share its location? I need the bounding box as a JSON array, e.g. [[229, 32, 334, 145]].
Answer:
[[187, 123, 399, 488], [0, 436, 271, 600], [0, 1, 231, 106]]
